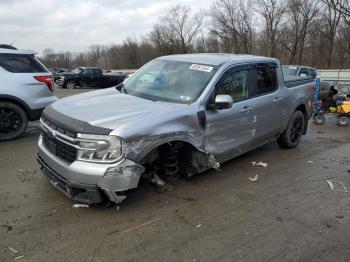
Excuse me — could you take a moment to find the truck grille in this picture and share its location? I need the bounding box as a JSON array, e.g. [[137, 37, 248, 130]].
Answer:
[[41, 129, 77, 163]]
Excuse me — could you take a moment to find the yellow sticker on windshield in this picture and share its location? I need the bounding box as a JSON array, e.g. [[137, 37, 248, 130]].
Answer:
[[189, 64, 213, 72]]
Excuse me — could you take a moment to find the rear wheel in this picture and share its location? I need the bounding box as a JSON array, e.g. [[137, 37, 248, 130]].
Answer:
[[313, 114, 325, 125], [277, 110, 305, 149], [65, 80, 77, 89], [0, 102, 28, 141], [337, 116, 349, 127]]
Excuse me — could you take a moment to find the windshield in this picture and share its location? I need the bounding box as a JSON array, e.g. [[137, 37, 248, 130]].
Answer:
[[282, 66, 298, 76], [122, 59, 218, 103], [71, 67, 83, 74]]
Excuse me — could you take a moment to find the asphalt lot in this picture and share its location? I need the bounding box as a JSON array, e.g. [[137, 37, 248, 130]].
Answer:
[[1, 87, 350, 262]]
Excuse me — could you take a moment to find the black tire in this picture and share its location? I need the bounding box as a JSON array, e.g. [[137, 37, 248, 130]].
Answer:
[[337, 116, 349, 127], [65, 80, 77, 89], [277, 110, 305, 149], [0, 102, 28, 141], [313, 114, 325, 125]]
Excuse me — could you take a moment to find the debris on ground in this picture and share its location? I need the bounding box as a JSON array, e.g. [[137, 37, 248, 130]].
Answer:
[[248, 175, 259, 182], [72, 204, 89, 208], [307, 161, 314, 164], [8, 247, 19, 254], [15, 255, 24, 260], [195, 224, 202, 229], [252, 161, 268, 168], [326, 180, 348, 192], [0, 224, 13, 232]]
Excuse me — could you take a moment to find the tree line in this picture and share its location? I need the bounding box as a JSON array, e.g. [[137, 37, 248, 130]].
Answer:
[[41, 0, 350, 70]]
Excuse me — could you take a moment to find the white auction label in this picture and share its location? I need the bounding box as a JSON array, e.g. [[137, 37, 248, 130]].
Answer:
[[189, 64, 214, 72]]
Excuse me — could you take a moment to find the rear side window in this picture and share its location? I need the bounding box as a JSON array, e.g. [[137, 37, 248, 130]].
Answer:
[[253, 66, 277, 96], [0, 53, 47, 73]]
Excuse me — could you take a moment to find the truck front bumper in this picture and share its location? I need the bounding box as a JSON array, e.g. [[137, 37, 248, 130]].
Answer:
[[37, 136, 145, 204]]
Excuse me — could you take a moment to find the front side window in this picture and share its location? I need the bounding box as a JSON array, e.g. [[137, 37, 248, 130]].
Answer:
[[82, 69, 94, 78], [253, 66, 277, 96], [217, 70, 249, 102], [309, 69, 317, 78], [0, 53, 47, 73], [282, 66, 298, 76], [123, 59, 218, 103]]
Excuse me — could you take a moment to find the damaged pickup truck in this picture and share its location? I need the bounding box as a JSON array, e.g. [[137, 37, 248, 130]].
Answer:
[[37, 54, 314, 204]]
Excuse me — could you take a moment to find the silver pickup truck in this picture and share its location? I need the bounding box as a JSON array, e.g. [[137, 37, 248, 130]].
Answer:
[[37, 54, 314, 205]]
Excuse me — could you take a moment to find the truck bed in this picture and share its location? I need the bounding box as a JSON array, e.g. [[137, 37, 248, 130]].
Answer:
[[284, 75, 314, 88]]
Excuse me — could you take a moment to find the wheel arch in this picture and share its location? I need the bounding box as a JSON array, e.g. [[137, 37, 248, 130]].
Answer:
[[293, 103, 309, 134], [133, 136, 204, 164], [0, 95, 30, 117]]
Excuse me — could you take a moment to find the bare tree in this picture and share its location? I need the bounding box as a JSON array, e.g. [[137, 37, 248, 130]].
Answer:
[[150, 5, 206, 54], [210, 0, 255, 53], [279, 0, 319, 64], [321, 0, 344, 68], [256, 0, 287, 57]]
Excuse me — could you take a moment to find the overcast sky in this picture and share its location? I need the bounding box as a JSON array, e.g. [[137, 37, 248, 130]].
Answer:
[[0, 0, 213, 54]]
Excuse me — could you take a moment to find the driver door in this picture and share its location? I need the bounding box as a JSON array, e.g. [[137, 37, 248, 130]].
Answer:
[[80, 69, 94, 87], [205, 65, 255, 163]]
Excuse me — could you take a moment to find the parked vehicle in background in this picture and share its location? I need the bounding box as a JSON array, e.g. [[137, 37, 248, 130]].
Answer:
[[282, 65, 318, 78], [37, 54, 314, 205], [49, 68, 71, 82], [56, 67, 127, 89], [283, 65, 336, 100], [0, 46, 57, 141]]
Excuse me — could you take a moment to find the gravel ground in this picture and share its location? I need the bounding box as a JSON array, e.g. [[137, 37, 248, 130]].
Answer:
[[1, 87, 350, 262]]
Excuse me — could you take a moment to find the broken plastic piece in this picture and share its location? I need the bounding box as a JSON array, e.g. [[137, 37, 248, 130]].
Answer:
[[248, 175, 259, 182], [327, 180, 348, 192], [72, 204, 89, 208], [15, 255, 24, 260], [8, 247, 19, 254], [208, 154, 220, 170], [256, 162, 268, 168], [195, 224, 202, 229], [307, 161, 314, 164]]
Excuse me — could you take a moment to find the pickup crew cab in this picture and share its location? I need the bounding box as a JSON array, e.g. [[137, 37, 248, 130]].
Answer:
[[57, 67, 126, 89], [37, 54, 314, 205]]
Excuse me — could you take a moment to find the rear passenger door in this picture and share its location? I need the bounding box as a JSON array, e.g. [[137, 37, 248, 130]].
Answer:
[[249, 64, 283, 146]]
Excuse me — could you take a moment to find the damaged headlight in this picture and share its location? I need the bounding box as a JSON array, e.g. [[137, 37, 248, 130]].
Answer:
[[76, 134, 123, 163]]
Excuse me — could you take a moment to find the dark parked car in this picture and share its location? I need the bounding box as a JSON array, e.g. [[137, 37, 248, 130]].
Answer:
[[56, 67, 127, 89], [49, 68, 71, 82]]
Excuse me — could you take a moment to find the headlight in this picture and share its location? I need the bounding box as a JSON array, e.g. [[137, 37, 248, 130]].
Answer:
[[76, 134, 123, 163]]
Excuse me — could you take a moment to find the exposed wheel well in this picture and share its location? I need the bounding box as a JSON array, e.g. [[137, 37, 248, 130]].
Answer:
[[140, 141, 210, 178]]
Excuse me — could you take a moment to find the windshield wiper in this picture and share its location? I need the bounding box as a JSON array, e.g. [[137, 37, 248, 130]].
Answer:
[[116, 83, 128, 94]]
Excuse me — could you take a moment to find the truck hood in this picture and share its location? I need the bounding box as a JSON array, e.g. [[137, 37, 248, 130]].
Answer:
[[46, 88, 190, 133]]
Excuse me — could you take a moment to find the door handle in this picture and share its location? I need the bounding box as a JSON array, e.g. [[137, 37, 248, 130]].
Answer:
[[273, 97, 284, 103], [241, 106, 252, 113]]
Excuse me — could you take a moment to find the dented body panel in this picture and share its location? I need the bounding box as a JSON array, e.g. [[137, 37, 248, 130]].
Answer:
[[37, 54, 314, 204]]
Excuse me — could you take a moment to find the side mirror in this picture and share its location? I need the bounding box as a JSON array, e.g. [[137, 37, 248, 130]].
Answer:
[[209, 95, 233, 110]]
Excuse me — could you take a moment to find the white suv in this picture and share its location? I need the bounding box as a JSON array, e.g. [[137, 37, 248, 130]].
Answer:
[[0, 45, 57, 141]]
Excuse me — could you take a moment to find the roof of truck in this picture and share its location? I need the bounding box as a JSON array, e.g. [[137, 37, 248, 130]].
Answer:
[[157, 53, 278, 66], [0, 48, 35, 55]]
